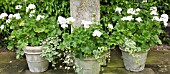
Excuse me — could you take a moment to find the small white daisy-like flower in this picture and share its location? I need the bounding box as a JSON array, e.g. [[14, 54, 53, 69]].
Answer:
[[15, 5, 22, 9], [6, 19, 12, 23], [61, 23, 68, 28]]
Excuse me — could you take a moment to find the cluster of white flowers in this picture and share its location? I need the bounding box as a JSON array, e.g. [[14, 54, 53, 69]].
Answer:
[[135, 17, 142, 22], [0, 25, 4, 30], [160, 14, 169, 26], [117, 6, 169, 26], [81, 20, 93, 29], [115, 7, 122, 14], [13, 13, 21, 20], [58, 16, 75, 28], [92, 30, 102, 37], [0, 12, 21, 24], [15, 5, 22, 10], [26, 4, 36, 12], [150, 7, 158, 15], [0, 13, 8, 19], [121, 15, 134, 21], [108, 24, 113, 29], [36, 15, 45, 21]]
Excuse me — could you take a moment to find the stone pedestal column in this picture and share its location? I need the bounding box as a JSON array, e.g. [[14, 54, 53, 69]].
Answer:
[[70, 0, 100, 27]]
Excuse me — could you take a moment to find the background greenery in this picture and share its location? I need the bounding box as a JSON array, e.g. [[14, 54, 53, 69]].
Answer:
[[0, 0, 170, 49]]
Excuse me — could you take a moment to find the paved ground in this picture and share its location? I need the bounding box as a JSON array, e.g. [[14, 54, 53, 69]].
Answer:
[[0, 49, 170, 74]]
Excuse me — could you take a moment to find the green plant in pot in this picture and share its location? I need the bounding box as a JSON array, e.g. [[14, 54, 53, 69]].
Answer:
[[111, 2, 169, 72], [59, 19, 113, 74], [41, 16, 75, 69], [6, 6, 62, 72]]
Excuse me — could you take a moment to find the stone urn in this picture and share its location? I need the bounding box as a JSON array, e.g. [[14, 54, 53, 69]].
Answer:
[[121, 49, 149, 72], [74, 57, 100, 74], [24, 46, 49, 72]]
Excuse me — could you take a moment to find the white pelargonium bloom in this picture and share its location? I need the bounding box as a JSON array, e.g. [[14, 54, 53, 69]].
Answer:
[[126, 15, 134, 21], [13, 13, 21, 19], [92, 30, 102, 37], [121, 17, 127, 21], [81, 20, 93, 29], [108, 24, 113, 29], [15, 5, 22, 9], [136, 8, 140, 12], [135, 17, 142, 22], [121, 15, 134, 21], [127, 8, 136, 14], [0, 25, 4, 30], [58, 16, 67, 24], [115, 7, 122, 14], [61, 23, 68, 29], [29, 14, 34, 17], [27, 4, 36, 9], [163, 22, 168, 27], [30, 10, 36, 14], [152, 16, 161, 21], [66, 17, 75, 24], [0, 13, 8, 19], [150, 11, 158, 15], [6, 19, 11, 23], [160, 14, 169, 22], [36, 15, 45, 21], [8, 14, 13, 19], [150, 7, 157, 11]]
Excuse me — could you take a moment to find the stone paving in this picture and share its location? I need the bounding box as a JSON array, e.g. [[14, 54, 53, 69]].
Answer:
[[0, 49, 170, 74]]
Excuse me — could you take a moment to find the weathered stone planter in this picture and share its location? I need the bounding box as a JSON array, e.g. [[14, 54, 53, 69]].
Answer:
[[24, 46, 49, 72], [75, 57, 100, 74], [121, 50, 149, 72]]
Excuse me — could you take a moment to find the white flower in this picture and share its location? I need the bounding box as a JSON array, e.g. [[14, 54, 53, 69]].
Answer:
[[0, 25, 4, 30], [152, 16, 161, 21], [160, 14, 169, 23], [92, 30, 102, 37], [126, 15, 134, 21], [36, 15, 44, 21], [81, 20, 92, 29], [8, 14, 13, 19], [135, 17, 142, 22], [58, 16, 67, 24], [150, 11, 158, 15], [150, 7, 157, 11], [127, 8, 136, 14], [6, 19, 11, 23], [13, 13, 21, 19], [121, 17, 127, 21], [29, 14, 34, 17], [0, 13, 8, 19], [136, 8, 140, 12], [15, 5, 22, 9], [108, 24, 113, 29], [66, 17, 75, 24], [163, 22, 168, 27], [27, 4, 36, 9], [61, 23, 68, 28], [30, 10, 36, 14], [115, 7, 122, 14], [142, 0, 147, 2]]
